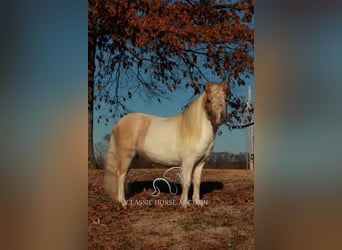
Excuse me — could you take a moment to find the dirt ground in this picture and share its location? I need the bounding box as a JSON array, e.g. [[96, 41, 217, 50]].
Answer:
[[88, 168, 254, 249]]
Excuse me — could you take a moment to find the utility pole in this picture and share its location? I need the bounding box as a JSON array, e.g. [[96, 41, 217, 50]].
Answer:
[[247, 85, 254, 171]]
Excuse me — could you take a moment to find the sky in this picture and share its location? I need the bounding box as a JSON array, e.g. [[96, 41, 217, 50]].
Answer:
[[93, 76, 254, 153]]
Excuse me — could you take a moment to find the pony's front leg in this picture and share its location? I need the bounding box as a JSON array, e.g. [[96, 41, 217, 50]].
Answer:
[[192, 161, 205, 206], [180, 164, 193, 207]]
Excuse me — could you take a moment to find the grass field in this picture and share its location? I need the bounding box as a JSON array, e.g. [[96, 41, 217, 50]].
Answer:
[[88, 168, 254, 249]]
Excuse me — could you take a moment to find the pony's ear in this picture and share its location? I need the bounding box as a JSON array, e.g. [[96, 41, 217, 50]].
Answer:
[[205, 82, 212, 93], [221, 81, 228, 92]]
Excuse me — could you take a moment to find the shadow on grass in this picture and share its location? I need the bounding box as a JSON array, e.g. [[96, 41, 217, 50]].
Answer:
[[126, 180, 223, 199]]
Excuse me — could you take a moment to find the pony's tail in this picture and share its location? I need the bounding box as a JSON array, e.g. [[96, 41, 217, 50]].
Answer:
[[104, 129, 120, 203]]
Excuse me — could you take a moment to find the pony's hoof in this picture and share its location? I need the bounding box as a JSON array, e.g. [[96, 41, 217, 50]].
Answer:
[[119, 200, 127, 209], [180, 200, 189, 208]]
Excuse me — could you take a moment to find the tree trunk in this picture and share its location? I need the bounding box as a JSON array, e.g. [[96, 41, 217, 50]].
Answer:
[[88, 31, 97, 168]]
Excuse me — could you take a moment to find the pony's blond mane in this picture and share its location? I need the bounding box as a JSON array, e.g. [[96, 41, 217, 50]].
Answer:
[[176, 93, 207, 147]]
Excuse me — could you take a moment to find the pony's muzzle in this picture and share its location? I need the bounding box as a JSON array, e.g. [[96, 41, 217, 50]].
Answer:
[[214, 111, 226, 125]]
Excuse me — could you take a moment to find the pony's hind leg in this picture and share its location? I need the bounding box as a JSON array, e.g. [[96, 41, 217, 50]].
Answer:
[[114, 114, 142, 208], [117, 154, 135, 208]]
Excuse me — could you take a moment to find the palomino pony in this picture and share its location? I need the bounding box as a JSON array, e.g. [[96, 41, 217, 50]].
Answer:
[[104, 81, 227, 207]]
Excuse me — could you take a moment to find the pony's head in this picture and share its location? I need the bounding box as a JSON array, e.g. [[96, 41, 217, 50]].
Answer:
[[204, 81, 228, 126]]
